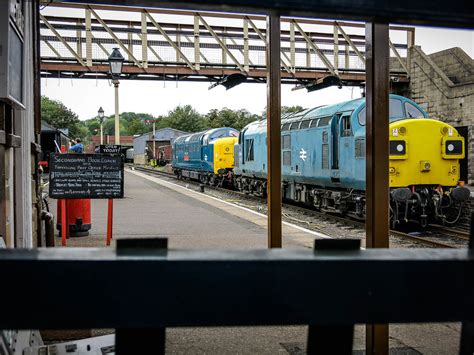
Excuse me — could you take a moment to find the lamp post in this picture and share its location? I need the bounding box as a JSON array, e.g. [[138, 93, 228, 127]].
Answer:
[[108, 48, 124, 145], [97, 106, 105, 145]]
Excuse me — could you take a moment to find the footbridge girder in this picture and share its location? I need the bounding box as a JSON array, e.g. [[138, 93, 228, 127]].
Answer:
[[40, 2, 413, 89]]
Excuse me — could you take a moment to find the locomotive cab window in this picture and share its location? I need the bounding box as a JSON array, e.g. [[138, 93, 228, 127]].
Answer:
[[282, 123, 291, 132], [245, 139, 254, 161], [389, 99, 404, 119], [358, 108, 366, 126], [341, 115, 352, 137], [405, 102, 424, 118]]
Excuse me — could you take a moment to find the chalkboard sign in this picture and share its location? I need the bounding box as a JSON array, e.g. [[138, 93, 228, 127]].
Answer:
[[99, 144, 121, 154], [49, 154, 124, 199]]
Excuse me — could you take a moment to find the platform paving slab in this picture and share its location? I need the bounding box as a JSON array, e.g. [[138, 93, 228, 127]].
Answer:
[[47, 169, 461, 354]]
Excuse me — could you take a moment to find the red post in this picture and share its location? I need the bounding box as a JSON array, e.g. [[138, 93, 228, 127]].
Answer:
[[106, 198, 113, 246], [61, 144, 67, 246], [61, 199, 67, 246]]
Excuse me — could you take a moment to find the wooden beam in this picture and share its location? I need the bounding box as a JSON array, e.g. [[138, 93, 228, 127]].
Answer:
[[365, 22, 390, 355], [266, 14, 282, 248]]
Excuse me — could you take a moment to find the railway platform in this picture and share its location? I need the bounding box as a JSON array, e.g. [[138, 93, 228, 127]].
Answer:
[[47, 168, 463, 353], [50, 168, 320, 249]]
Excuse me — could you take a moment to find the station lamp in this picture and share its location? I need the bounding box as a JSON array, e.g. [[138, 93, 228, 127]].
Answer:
[[108, 48, 124, 144], [98, 107, 104, 121], [108, 48, 124, 80]]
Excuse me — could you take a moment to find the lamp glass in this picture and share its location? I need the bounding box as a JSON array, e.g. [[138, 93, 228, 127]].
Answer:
[[109, 61, 123, 76]]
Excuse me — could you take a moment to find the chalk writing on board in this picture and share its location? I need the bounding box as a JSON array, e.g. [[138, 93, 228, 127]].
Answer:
[[49, 153, 124, 199]]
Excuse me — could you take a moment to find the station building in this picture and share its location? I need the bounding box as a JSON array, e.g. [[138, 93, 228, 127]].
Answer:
[[132, 127, 188, 164]]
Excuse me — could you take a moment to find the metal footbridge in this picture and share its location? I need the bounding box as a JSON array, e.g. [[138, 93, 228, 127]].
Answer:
[[40, 2, 413, 89]]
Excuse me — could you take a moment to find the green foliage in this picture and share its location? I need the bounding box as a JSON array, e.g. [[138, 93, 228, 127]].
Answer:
[[41, 96, 86, 140], [43, 96, 304, 141], [127, 119, 147, 135], [206, 108, 259, 130], [83, 111, 156, 137], [281, 105, 305, 116], [81, 105, 266, 138], [156, 105, 207, 132]]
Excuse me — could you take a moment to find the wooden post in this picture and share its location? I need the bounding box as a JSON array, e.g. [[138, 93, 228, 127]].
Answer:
[[266, 13, 282, 248], [106, 198, 113, 246], [365, 22, 390, 355]]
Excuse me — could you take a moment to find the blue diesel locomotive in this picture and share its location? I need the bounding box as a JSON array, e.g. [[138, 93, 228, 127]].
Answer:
[[234, 94, 469, 226], [173, 127, 239, 185]]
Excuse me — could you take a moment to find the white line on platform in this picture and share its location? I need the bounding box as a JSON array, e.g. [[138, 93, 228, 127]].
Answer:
[[130, 169, 333, 240]]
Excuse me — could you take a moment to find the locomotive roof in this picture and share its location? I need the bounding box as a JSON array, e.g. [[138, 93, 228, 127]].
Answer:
[[173, 127, 237, 144], [242, 94, 422, 133]]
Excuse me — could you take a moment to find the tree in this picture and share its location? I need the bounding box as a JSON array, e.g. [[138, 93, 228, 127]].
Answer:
[[281, 105, 305, 116], [127, 119, 148, 135], [158, 105, 207, 132], [206, 108, 259, 130], [41, 96, 86, 140], [103, 117, 127, 136], [82, 111, 157, 137]]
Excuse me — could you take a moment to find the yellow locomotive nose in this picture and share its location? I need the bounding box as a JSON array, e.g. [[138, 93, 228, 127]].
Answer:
[[389, 119, 463, 188]]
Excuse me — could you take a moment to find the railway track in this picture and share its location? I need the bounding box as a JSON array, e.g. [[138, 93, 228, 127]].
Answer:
[[131, 165, 470, 249]]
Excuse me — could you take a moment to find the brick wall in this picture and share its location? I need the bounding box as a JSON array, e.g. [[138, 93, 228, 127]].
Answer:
[[408, 46, 474, 184]]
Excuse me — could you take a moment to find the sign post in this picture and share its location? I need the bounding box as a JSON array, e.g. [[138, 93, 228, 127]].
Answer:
[[106, 199, 113, 246], [60, 199, 67, 246], [50, 153, 124, 246]]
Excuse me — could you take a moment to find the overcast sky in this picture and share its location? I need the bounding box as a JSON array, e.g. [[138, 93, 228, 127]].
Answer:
[[41, 6, 474, 121]]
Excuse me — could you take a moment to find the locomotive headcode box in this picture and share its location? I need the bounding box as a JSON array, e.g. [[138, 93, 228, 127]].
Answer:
[[49, 154, 124, 199], [99, 144, 121, 154]]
